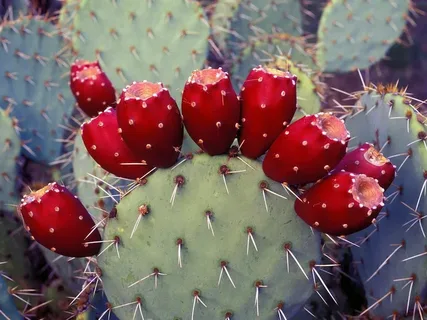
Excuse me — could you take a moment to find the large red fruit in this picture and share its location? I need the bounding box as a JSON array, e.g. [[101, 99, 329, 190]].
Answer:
[[295, 171, 385, 236], [238, 65, 297, 159], [116, 81, 184, 168], [181, 68, 240, 155], [263, 112, 350, 185], [70, 59, 117, 117], [81, 107, 154, 180], [19, 182, 102, 257], [333, 142, 396, 190]]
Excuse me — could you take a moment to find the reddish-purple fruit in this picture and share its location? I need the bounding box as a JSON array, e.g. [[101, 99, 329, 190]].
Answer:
[[181, 68, 240, 155], [116, 81, 183, 168], [333, 142, 396, 190], [238, 66, 297, 159], [70, 59, 117, 117], [81, 107, 154, 180], [295, 171, 385, 236], [263, 112, 350, 185], [19, 182, 102, 257]]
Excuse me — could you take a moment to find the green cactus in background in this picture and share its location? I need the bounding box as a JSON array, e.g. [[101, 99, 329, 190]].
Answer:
[[0, 109, 20, 212], [0, 0, 27, 21], [0, 16, 75, 165], [0, 276, 22, 320], [316, 0, 413, 73], [97, 153, 321, 319], [343, 84, 427, 317]]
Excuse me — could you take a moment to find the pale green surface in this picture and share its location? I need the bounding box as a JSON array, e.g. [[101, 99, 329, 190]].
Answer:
[[99, 153, 321, 319], [316, 0, 410, 73], [346, 92, 427, 316], [0, 17, 75, 164]]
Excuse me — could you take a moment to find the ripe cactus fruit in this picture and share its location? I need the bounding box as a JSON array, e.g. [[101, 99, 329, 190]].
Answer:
[[238, 65, 297, 159], [116, 81, 184, 168], [263, 112, 350, 185], [97, 153, 321, 319], [19, 182, 102, 257], [70, 59, 100, 74], [295, 171, 385, 236], [181, 68, 240, 155], [81, 107, 154, 179], [70, 60, 117, 117], [333, 142, 396, 190]]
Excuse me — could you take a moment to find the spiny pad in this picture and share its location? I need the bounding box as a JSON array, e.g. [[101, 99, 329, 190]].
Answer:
[[345, 88, 427, 317], [0, 16, 75, 165], [70, 0, 210, 103], [98, 153, 321, 319], [0, 109, 20, 212], [316, 0, 412, 73]]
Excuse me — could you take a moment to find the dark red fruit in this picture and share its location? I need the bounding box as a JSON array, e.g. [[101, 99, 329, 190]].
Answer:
[[295, 171, 385, 236], [70, 60, 117, 117], [333, 142, 396, 190], [263, 112, 350, 185], [81, 107, 154, 180], [238, 65, 297, 159], [19, 182, 102, 257], [116, 81, 184, 168], [181, 68, 240, 155]]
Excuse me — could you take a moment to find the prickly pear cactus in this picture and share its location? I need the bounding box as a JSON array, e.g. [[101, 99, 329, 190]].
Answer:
[[0, 276, 22, 320], [266, 56, 323, 121], [345, 85, 427, 317], [70, 0, 210, 103], [0, 16, 75, 165], [98, 153, 321, 319], [0, 109, 20, 212], [0, 0, 27, 21], [316, 0, 412, 73], [210, 0, 241, 53]]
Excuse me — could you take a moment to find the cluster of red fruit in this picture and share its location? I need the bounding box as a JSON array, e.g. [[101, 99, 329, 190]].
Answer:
[[18, 60, 396, 259]]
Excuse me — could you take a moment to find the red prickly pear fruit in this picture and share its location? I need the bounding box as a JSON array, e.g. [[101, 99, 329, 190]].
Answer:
[[333, 142, 396, 190], [263, 112, 350, 185], [294, 171, 385, 236], [116, 81, 183, 168], [81, 107, 155, 180], [181, 68, 240, 155], [70, 60, 117, 117], [19, 182, 102, 257], [238, 65, 297, 159], [70, 59, 100, 74]]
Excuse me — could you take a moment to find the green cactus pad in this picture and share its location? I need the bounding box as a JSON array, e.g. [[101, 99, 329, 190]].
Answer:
[[58, 0, 81, 28], [344, 86, 427, 317], [98, 153, 321, 319], [0, 16, 75, 165], [0, 110, 20, 212], [210, 0, 241, 53], [0, 0, 27, 21], [316, 0, 412, 73], [228, 0, 303, 53], [0, 276, 22, 320], [70, 0, 210, 103], [266, 56, 323, 121]]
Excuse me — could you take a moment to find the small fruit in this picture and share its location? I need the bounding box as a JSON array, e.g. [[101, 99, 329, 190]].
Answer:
[[181, 68, 240, 155], [263, 112, 350, 185], [19, 182, 102, 257], [294, 171, 385, 236], [238, 66, 297, 159], [81, 107, 154, 180], [116, 81, 184, 168], [70, 59, 117, 117], [333, 142, 396, 190]]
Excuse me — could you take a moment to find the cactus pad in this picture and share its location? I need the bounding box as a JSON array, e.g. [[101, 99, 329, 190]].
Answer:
[[0, 276, 22, 319], [98, 153, 321, 319], [70, 0, 210, 102], [0, 16, 75, 165], [345, 86, 427, 317], [0, 109, 20, 212], [316, 0, 412, 73]]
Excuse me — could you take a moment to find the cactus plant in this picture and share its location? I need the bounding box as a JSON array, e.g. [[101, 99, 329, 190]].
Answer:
[[0, 276, 22, 320], [0, 109, 20, 212], [343, 84, 427, 317], [316, 0, 413, 73], [0, 0, 28, 21], [97, 152, 321, 319], [0, 16, 75, 165]]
